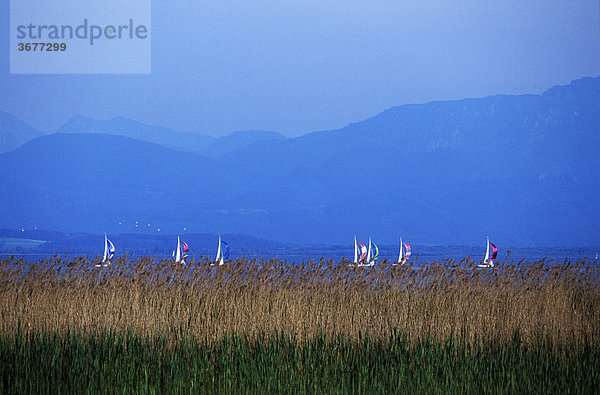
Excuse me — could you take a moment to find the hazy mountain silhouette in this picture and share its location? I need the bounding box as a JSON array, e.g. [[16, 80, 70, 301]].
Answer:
[[200, 130, 288, 158], [56, 116, 288, 157], [56, 115, 216, 154], [0, 111, 45, 153], [1, 76, 598, 247]]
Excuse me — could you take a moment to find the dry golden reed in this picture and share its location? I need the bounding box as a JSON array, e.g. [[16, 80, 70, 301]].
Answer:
[[1, 255, 598, 347]]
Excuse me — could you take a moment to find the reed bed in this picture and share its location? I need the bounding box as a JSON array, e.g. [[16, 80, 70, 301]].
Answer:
[[2, 330, 599, 393], [1, 255, 598, 347]]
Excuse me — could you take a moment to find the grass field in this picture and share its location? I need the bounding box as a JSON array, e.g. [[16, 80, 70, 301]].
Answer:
[[1, 255, 598, 391]]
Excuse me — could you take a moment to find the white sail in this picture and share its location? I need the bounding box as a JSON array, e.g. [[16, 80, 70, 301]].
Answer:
[[215, 235, 224, 265], [398, 237, 403, 263], [357, 237, 375, 267], [484, 237, 490, 263], [478, 237, 493, 268], [107, 240, 115, 260], [100, 234, 115, 267], [175, 236, 181, 263], [354, 235, 358, 264], [102, 233, 108, 263]]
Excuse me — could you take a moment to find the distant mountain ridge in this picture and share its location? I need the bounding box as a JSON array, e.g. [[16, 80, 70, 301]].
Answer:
[[56, 115, 216, 154], [0, 111, 45, 153], [2, 112, 290, 157], [57, 116, 289, 157], [1, 76, 598, 246], [202, 130, 287, 158]]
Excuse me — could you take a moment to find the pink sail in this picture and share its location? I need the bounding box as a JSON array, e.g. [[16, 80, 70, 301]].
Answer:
[[181, 240, 189, 262], [403, 242, 412, 258], [490, 242, 498, 262]]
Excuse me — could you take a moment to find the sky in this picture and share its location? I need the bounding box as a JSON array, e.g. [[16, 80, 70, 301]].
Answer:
[[1, 0, 599, 137]]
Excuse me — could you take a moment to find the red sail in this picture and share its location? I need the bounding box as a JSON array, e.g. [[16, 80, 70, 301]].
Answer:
[[358, 242, 367, 260]]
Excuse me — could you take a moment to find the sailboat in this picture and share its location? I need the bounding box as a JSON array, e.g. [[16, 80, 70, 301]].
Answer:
[[358, 237, 377, 267], [97, 234, 115, 267], [392, 238, 411, 266], [174, 236, 189, 265], [478, 237, 497, 268], [351, 236, 368, 266], [213, 235, 229, 266]]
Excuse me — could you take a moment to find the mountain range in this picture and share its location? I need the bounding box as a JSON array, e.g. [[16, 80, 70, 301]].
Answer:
[[1, 76, 598, 246], [55, 116, 287, 158], [0, 112, 45, 154]]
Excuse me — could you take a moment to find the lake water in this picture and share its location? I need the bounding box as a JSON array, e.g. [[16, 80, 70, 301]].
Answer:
[[1, 245, 597, 265]]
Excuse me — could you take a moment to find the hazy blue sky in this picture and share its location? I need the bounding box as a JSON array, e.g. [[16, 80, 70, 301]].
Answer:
[[2, 0, 599, 136]]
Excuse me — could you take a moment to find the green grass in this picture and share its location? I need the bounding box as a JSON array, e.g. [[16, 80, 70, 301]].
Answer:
[[1, 330, 598, 393]]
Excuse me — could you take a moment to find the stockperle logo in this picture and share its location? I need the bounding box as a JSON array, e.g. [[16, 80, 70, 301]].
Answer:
[[10, 0, 151, 74]]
